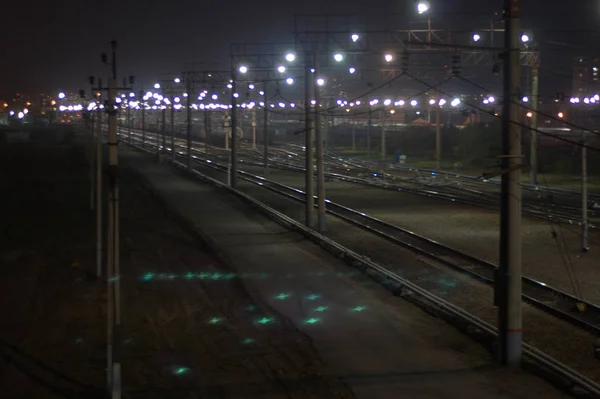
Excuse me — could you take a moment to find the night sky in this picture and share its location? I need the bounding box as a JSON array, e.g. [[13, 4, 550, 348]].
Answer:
[[2, 0, 599, 94]]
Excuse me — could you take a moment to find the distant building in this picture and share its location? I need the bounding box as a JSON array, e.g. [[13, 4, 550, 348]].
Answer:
[[572, 56, 600, 96]]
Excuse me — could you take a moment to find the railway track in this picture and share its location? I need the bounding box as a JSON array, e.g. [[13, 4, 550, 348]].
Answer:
[[117, 128, 598, 228], [117, 128, 600, 336], [178, 152, 600, 336]]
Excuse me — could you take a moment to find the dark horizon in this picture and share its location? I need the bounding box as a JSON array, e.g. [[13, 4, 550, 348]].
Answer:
[[2, 0, 599, 94]]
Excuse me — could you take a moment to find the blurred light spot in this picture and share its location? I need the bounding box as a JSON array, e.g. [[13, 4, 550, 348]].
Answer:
[[173, 367, 190, 375], [142, 272, 155, 281], [306, 294, 321, 301], [315, 306, 328, 312], [352, 306, 367, 312], [304, 317, 321, 325], [274, 293, 291, 300], [256, 317, 275, 325], [208, 317, 223, 324], [241, 338, 255, 345]]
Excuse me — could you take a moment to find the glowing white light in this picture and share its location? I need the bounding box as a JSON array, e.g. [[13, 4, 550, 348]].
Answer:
[[212, 94, 218, 100], [333, 53, 344, 62], [488, 96, 495, 103], [316, 78, 325, 86], [239, 65, 248, 74], [9, 110, 15, 116], [155, 100, 161, 105], [121, 94, 126, 98], [473, 34, 481, 42], [129, 92, 135, 98], [146, 91, 152, 98], [355, 100, 361, 105], [23, 108, 29, 114], [451, 98, 461, 107], [277, 65, 286, 73], [310, 68, 315, 73], [285, 53, 296, 62], [429, 99, 436, 105], [286, 77, 294, 85], [248, 84, 255, 90], [174, 78, 181, 83], [259, 101, 265, 106], [595, 94, 599, 101], [227, 84, 233, 89], [290, 103, 295, 107], [384, 54, 394, 63], [417, 2, 429, 14], [183, 93, 188, 97], [351, 34, 360, 42], [154, 83, 160, 89], [410, 100, 418, 107], [483, 99, 489, 105], [522, 96, 529, 103], [349, 67, 356, 74], [558, 112, 564, 118], [233, 93, 239, 98], [58, 92, 66, 99], [59, 105, 66, 111], [259, 91, 265, 96], [584, 97, 590, 104], [174, 97, 181, 103], [278, 102, 285, 108], [17, 112, 24, 119], [521, 34, 530, 43], [439, 99, 446, 106], [311, 100, 317, 105], [116, 98, 122, 104], [67, 105, 74, 111], [384, 99, 392, 106]]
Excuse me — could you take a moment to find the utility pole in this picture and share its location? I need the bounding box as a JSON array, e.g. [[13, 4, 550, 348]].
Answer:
[[305, 50, 315, 228], [252, 107, 257, 150], [186, 79, 192, 172], [263, 81, 269, 175], [95, 93, 103, 279], [140, 89, 145, 148], [161, 88, 166, 162], [498, 0, 523, 366], [582, 129, 589, 252], [127, 100, 132, 144], [95, 41, 132, 399], [530, 66, 539, 185], [313, 51, 326, 232], [380, 110, 386, 160], [89, 99, 96, 212], [351, 116, 356, 152], [435, 106, 441, 169], [231, 69, 238, 188], [367, 106, 372, 157], [170, 94, 175, 163]]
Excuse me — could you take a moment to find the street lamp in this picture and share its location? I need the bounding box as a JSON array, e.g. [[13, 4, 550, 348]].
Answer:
[[522, 96, 529, 103], [239, 65, 248, 74], [417, 1, 430, 14], [286, 77, 294, 85], [351, 34, 360, 42], [521, 34, 530, 43], [154, 83, 160, 89], [384, 54, 394, 63], [472, 33, 481, 42], [58, 92, 66, 99], [451, 98, 461, 107], [277, 65, 286, 73], [316, 78, 325, 86], [439, 99, 447, 106], [348, 67, 356, 74], [174, 78, 181, 83], [285, 53, 296, 62], [333, 53, 344, 62], [410, 100, 418, 107]]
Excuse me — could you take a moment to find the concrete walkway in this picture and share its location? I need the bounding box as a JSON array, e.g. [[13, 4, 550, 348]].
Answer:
[[122, 147, 569, 399]]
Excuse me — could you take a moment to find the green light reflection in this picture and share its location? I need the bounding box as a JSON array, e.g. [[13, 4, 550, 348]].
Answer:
[[304, 317, 321, 325]]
